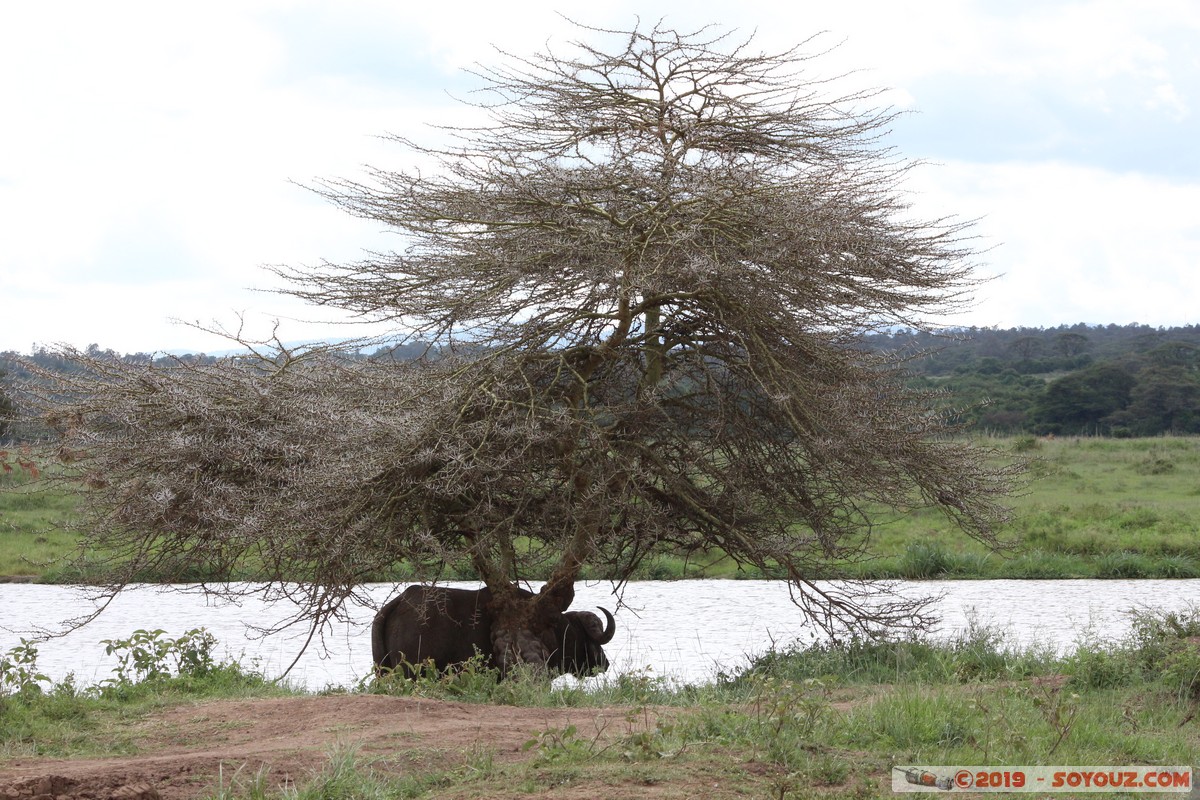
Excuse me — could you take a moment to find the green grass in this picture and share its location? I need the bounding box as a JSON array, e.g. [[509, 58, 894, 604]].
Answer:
[[620, 435, 1200, 580], [357, 607, 1200, 796], [0, 465, 79, 572], [5, 437, 1200, 582], [0, 629, 293, 759], [650, 435, 1200, 580], [7, 611, 1200, 799], [838, 435, 1200, 579]]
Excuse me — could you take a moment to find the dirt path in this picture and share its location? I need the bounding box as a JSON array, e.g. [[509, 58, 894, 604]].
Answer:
[[0, 695, 645, 800]]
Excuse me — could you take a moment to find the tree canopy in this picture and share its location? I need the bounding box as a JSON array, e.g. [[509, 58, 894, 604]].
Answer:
[[20, 22, 1019, 668]]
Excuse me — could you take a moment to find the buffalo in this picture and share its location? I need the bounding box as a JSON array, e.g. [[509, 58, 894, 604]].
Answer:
[[372, 585, 616, 679]]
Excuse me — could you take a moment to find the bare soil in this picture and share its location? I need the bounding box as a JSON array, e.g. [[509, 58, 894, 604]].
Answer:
[[0, 695, 668, 800]]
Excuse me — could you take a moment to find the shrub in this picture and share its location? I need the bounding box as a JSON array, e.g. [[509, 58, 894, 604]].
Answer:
[[1133, 457, 1176, 475], [1125, 607, 1200, 678], [0, 639, 50, 696], [1094, 551, 1152, 579], [947, 552, 993, 577], [898, 541, 954, 579], [1160, 645, 1200, 700], [101, 628, 219, 689], [1153, 555, 1200, 579], [1066, 645, 1137, 690]]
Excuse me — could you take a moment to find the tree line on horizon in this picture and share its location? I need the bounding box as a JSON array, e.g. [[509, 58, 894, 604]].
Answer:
[[861, 322, 1200, 436], [3, 321, 1198, 443]]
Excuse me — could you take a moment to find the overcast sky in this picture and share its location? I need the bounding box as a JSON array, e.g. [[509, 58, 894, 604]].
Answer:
[[2, 1, 1197, 354]]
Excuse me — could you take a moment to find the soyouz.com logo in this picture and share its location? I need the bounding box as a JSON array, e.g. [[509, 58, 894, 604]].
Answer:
[[892, 765, 1192, 792]]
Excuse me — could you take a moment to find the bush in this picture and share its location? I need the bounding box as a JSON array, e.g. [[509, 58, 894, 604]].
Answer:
[[0, 639, 50, 697], [101, 628, 220, 690], [947, 552, 993, 577], [1134, 457, 1176, 475], [1126, 607, 1200, 676], [1153, 555, 1200, 579], [369, 650, 501, 700], [1012, 435, 1041, 453], [1065, 608, 1200, 695], [1066, 645, 1138, 690], [897, 541, 954, 579], [1094, 551, 1152, 579], [1160, 645, 1200, 700]]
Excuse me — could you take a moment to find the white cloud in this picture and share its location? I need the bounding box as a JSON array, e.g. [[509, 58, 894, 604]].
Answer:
[[0, 1, 1197, 353], [909, 159, 1200, 328], [1147, 83, 1189, 120]]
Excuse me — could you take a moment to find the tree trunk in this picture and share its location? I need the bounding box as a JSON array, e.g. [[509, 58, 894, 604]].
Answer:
[[485, 584, 573, 676], [480, 536, 584, 675]]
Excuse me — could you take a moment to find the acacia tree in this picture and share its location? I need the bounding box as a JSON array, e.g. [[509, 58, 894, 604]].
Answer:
[[0, 368, 13, 442], [24, 23, 1020, 670]]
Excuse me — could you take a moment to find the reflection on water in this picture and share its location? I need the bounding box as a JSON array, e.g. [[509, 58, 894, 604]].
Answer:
[[2, 579, 1198, 691]]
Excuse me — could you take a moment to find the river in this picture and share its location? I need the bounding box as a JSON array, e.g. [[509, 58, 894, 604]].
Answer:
[[2, 579, 1199, 691]]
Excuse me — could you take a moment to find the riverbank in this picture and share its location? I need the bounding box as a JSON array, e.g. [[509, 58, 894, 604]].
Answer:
[[2, 436, 1199, 582], [1, 611, 1198, 799]]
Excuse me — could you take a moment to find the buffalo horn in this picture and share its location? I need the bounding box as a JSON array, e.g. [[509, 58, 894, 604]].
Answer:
[[595, 606, 616, 644]]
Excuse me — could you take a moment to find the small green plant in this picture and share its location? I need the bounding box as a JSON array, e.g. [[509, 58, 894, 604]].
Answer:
[[174, 629, 219, 677], [460, 742, 498, 781], [1094, 551, 1151, 578], [290, 745, 395, 800], [620, 718, 681, 762], [101, 627, 219, 690], [997, 550, 1077, 579], [947, 551, 992, 576], [1029, 682, 1079, 755], [1066, 644, 1137, 690], [965, 687, 1020, 762], [1160, 644, 1200, 700], [207, 763, 275, 800], [1154, 555, 1200, 578], [0, 639, 50, 696], [522, 723, 597, 766], [805, 754, 850, 786], [747, 673, 830, 766], [370, 650, 517, 702], [617, 680, 685, 761]]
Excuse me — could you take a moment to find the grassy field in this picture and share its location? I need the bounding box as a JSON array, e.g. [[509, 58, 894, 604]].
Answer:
[[858, 435, 1200, 580], [2, 436, 1199, 582], [2, 611, 1199, 798], [0, 469, 88, 581]]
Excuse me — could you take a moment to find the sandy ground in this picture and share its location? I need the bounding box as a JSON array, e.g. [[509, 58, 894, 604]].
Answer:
[[0, 695, 665, 800]]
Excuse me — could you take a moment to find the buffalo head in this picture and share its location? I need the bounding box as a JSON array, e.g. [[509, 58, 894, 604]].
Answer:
[[553, 606, 616, 676]]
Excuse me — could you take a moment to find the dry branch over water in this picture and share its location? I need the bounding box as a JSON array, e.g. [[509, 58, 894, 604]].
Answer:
[[14, 21, 1018, 661]]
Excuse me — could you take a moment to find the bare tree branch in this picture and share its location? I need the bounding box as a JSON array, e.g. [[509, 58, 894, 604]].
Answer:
[[16, 21, 1021, 662]]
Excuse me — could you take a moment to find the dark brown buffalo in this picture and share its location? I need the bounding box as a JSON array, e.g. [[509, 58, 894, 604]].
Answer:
[[372, 585, 616, 678]]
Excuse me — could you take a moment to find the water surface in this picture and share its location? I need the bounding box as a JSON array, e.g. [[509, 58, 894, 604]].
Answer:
[[2, 579, 1198, 690]]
